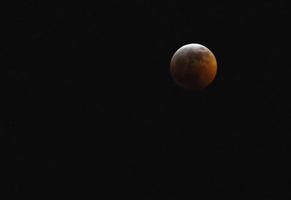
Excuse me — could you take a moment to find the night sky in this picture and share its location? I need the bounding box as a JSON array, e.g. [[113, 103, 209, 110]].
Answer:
[[2, 1, 291, 199]]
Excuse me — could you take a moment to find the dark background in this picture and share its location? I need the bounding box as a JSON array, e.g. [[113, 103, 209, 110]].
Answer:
[[1, 0, 291, 199]]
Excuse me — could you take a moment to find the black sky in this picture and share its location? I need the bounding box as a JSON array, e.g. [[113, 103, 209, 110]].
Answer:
[[1, 0, 291, 199]]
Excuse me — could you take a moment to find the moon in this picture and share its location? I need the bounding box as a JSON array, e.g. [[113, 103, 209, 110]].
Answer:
[[170, 43, 217, 91]]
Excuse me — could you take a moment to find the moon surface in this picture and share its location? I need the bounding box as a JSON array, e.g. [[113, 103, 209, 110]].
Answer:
[[170, 43, 217, 91]]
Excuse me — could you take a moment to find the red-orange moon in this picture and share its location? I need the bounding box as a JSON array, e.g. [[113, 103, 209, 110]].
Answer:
[[170, 43, 217, 91]]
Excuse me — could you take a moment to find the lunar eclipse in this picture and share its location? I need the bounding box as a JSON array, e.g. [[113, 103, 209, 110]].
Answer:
[[170, 43, 217, 91]]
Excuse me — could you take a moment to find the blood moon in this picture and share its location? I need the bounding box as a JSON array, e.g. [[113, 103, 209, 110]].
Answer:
[[170, 43, 217, 91]]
